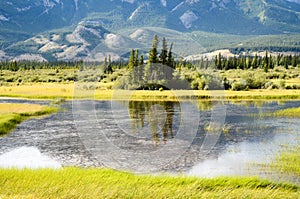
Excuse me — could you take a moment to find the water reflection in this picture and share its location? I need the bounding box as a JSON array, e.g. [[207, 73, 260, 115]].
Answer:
[[0, 147, 61, 169], [128, 101, 180, 144], [1, 99, 299, 183]]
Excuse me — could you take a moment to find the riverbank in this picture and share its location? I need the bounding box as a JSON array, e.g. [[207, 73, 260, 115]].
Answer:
[[0, 103, 57, 136], [1, 83, 300, 100]]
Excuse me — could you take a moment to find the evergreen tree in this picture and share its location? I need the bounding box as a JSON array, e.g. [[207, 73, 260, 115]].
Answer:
[[128, 49, 135, 70], [102, 56, 107, 69], [263, 51, 269, 72], [217, 52, 222, 70], [277, 54, 282, 66], [252, 54, 258, 68], [284, 56, 289, 69], [224, 58, 229, 70], [214, 55, 218, 68], [139, 55, 144, 65], [105, 54, 113, 74], [269, 54, 274, 69], [233, 56, 238, 69], [148, 35, 159, 64], [167, 42, 175, 69], [10, 61, 19, 71], [135, 50, 139, 67], [246, 56, 251, 69], [264, 51, 269, 69], [160, 37, 168, 65], [292, 54, 297, 67]]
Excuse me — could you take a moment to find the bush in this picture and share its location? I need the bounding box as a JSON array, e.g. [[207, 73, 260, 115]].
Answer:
[[231, 80, 247, 91]]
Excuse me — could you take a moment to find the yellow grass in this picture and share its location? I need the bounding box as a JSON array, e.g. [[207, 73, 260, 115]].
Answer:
[[1, 83, 300, 100], [0, 103, 51, 114], [0, 83, 75, 99]]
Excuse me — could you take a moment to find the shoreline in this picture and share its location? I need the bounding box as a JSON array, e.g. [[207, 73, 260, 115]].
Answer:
[[1, 86, 300, 101]]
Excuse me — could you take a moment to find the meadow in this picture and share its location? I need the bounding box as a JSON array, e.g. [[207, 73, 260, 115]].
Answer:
[[1, 66, 300, 100]]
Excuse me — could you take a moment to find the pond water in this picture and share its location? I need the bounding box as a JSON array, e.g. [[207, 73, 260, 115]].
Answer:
[[0, 98, 299, 184]]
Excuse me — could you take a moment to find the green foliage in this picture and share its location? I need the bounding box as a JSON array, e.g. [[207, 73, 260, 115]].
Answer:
[[148, 35, 159, 64], [0, 114, 22, 136], [160, 37, 168, 65], [128, 49, 135, 70]]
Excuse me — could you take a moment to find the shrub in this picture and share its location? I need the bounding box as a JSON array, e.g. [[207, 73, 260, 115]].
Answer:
[[231, 80, 247, 91]]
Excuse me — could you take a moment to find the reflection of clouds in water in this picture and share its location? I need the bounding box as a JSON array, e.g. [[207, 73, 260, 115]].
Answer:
[[188, 123, 300, 178], [0, 147, 61, 169]]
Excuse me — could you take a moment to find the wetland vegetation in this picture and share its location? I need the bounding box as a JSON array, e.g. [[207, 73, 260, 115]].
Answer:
[[0, 168, 299, 199], [0, 99, 299, 198], [0, 103, 57, 136]]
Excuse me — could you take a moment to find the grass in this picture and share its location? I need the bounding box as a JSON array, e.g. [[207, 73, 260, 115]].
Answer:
[[260, 106, 300, 118], [257, 145, 300, 182], [0, 103, 57, 136], [269, 146, 300, 177], [1, 83, 300, 100], [0, 168, 299, 198], [272, 107, 300, 117]]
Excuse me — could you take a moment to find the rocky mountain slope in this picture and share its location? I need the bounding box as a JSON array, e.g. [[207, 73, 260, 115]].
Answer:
[[1, 0, 300, 61]]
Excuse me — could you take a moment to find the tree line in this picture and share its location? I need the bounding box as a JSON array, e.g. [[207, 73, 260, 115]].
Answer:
[[213, 51, 300, 72], [0, 60, 84, 71]]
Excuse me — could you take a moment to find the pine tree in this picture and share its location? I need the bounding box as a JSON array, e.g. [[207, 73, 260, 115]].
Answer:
[[224, 58, 229, 70], [148, 35, 159, 64], [284, 56, 289, 69], [139, 55, 144, 65], [217, 52, 222, 70], [105, 55, 113, 74], [135, 50, 139, 67], [292, 54, 297, 67], [102, 56, 107, 69], [128, 49, 135, 70], [246, 56, 251, 69], [233, 56, 238, 69], [10, 61, 19, 71], [214, 55, 218, 68], [252, 54, 258, 68], [264, 51, 269, 69], [167, 42, 175, 69], [160, 37, 168, 65], [269, 54, 274, 69]]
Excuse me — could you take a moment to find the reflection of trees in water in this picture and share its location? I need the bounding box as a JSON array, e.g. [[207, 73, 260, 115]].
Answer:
[[128, 101, 179, 145]]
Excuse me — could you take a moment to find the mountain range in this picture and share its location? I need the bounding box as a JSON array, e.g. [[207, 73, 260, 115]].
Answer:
[[0, 0, 300, 61]]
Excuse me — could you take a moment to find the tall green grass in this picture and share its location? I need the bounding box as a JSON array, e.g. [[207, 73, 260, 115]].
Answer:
[[0, 168, 299, 198], [0, 114, 22, 136]]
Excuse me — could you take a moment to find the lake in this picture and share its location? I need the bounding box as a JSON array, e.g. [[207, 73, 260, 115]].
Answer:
[[0, 98, 299, 184]]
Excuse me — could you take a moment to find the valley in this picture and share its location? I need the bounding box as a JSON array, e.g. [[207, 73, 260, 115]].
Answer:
[[0, 0, 300, 198]]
